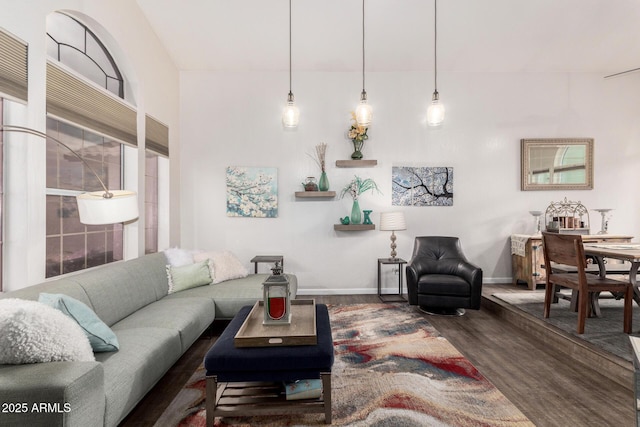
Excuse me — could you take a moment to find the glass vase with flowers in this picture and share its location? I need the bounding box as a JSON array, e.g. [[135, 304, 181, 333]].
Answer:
[[347, 112, 369, 160]]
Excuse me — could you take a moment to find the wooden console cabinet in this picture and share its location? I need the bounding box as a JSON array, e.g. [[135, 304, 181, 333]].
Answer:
[[511, 234, 633, 290]]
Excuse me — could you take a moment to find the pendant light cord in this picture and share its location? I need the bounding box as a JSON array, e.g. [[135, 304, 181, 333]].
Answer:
[[289, 0, 293, 95], [362, 0, 366, 94], [433, 0, 438, 92]]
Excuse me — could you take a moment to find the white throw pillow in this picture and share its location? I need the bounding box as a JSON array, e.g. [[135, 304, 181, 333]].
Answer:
[[163, 247, 194, 267], [0, 298, 95, 364], [194, 251, 249, 284]]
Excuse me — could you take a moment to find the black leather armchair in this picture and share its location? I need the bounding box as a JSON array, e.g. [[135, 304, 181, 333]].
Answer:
[[406, 236, 483, 315]]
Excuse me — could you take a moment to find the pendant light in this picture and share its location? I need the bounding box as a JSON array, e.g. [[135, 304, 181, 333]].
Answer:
[[426, 0, 445, 127], [354, 0, 372, 127], [282, 0, 299, 128]]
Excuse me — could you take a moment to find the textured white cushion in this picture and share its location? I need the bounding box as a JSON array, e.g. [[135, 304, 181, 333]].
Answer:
[[194, 250, 249, 284], [0, 298, 95, 364], [163, 247, 194, 267]]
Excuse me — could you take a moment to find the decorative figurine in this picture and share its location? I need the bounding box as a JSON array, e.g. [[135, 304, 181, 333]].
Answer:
[[363, 210, 373, 225], [340, 216, 350, 225]]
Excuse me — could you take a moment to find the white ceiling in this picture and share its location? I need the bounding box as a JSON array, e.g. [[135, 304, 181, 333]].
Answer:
[[136, 0, 640, 76]]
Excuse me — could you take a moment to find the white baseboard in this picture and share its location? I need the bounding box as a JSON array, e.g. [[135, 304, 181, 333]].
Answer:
[[296, 277, 513, 295], [297, 288, 383, 295]]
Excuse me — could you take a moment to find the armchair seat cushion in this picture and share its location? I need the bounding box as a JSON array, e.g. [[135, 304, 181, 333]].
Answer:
[[417, 274, 471, 296]]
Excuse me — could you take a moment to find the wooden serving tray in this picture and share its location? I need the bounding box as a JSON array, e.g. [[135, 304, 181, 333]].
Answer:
[[234, 299, 317, 348]]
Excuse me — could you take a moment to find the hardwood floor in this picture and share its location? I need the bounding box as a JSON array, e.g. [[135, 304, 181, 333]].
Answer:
[[120, 290, 634, 426]]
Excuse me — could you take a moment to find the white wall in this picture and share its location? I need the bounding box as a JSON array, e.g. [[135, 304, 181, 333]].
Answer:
[[0, 0, 180, 291], [180, 69, 640, 294]]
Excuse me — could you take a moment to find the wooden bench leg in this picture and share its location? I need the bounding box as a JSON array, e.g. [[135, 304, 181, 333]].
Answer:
[[321, 372, 332, 424], [206, 375, 217, 427]]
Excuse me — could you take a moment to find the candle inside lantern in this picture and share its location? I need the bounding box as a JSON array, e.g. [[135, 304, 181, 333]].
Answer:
[[268, 297, 286, 320]]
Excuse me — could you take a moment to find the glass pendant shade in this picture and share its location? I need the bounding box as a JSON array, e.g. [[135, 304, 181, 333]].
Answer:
[[427, 0, 445, 127], [355, 92, 373, 127], [355, 0, 372, 128], [283, 0, 299, 128], [282, 93, 299, 128], [427, 91, 445, 127]]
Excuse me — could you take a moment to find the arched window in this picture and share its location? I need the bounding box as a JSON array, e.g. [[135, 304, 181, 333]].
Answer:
[[46, 12, 124, 98], [45, 12, 129, 277]]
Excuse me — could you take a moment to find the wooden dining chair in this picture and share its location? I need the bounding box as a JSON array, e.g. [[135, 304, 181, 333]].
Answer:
[[541, 232, 633, 334]]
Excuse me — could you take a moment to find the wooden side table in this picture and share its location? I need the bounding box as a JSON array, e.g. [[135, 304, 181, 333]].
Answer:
[[511, 234, 545, 290], [250, 255, 284, 274], [377, 258, 407, 302]]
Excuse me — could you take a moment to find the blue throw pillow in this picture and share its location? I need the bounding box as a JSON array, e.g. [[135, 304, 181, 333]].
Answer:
[[38, 293, 119, 352]]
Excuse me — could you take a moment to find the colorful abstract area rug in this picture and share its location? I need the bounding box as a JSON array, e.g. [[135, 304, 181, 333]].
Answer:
[[155, 303, 533, 427]]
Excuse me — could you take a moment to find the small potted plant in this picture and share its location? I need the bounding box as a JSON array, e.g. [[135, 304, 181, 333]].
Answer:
[[340, 175, 380, 224]]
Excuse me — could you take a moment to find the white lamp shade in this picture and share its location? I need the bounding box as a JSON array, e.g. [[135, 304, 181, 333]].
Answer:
[[76, 190, 139, 225], [282, 101, 300, 128], [427, 100, 445, 126], [355, 100, 373, 127], [379, 212, 407, 231]]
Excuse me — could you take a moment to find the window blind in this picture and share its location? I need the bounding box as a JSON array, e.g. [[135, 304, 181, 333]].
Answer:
[[0, 28, 28, 103], [145, 114, 169, 157], [46, 61, 137, 146]]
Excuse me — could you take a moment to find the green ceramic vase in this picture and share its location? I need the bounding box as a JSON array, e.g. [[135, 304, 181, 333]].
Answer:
[[318, 171, 329, 191], [350, 199, 362, 224]]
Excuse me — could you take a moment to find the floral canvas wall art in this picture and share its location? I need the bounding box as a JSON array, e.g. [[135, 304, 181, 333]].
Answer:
[[226, 166, 278, 217], [392, 166, 453, 206]]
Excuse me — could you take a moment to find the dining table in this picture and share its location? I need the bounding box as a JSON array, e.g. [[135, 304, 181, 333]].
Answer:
[[583, 242, 640, 310]]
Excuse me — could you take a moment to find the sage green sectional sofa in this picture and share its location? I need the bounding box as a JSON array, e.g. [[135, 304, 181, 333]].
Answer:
[[0, 252, 297, 426]]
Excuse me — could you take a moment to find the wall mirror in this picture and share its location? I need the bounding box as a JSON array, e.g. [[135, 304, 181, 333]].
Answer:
[[521, 138, 593, 191]]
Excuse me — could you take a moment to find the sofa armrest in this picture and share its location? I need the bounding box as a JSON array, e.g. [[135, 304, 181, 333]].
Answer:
[[0, 361, 104, 427]]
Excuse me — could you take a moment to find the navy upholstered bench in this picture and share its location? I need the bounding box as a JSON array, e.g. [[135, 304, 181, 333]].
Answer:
[[204, 303, 334, 425]]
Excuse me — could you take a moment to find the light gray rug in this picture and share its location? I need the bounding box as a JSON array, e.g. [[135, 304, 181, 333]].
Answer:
[[493, 291, 640, 362]]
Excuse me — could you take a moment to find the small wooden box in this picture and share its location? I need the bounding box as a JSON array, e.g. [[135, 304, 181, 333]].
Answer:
[[234, 299, 317, 348]]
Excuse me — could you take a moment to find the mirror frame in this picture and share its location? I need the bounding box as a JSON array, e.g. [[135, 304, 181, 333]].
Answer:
[[521, 138, 594, 191]]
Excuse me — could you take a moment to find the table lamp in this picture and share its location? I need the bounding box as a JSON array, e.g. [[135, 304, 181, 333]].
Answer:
[[380, 212, 407, 260]]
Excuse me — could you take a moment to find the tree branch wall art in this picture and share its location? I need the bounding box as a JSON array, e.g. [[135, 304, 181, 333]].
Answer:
[[226, 166, 278, 217], [392, 166, 453, 206]]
